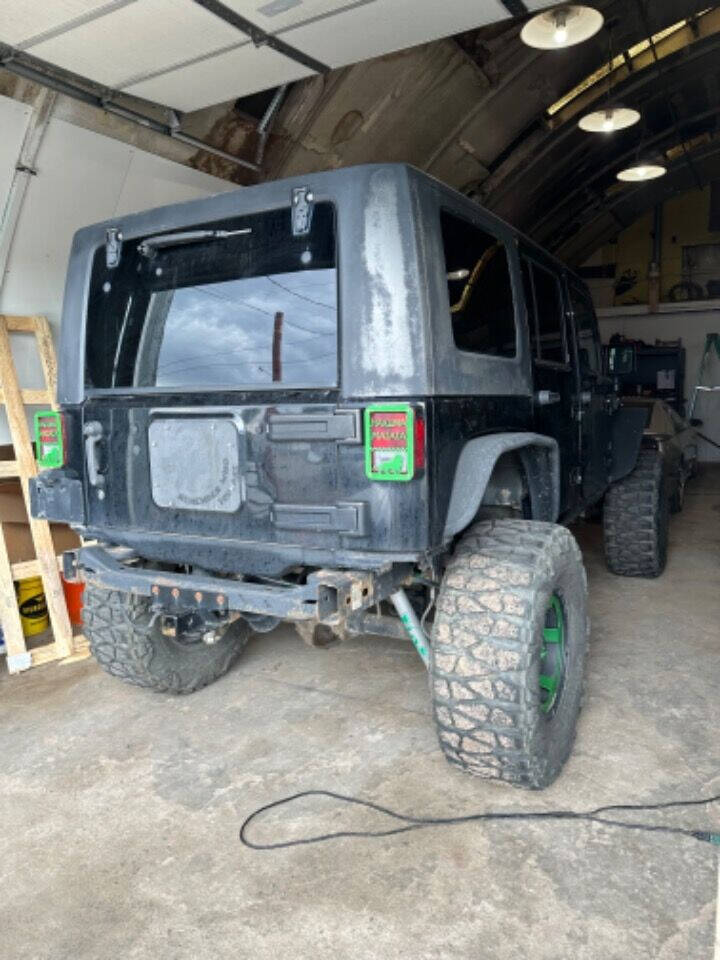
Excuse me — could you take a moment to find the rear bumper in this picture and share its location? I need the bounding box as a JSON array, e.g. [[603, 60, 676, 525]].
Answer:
[[66, 545, 411, 623], [81, 525, 425, 578]]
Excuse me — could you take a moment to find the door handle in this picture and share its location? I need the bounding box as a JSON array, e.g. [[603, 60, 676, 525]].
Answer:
[[535, 390, 561, 406], [83, 421, 105, 488]]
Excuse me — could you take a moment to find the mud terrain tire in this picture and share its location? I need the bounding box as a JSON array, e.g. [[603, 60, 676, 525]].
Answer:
[[603, 449, 668, 577], [84, 586, 248, 693], [430, 520, 589, 789]]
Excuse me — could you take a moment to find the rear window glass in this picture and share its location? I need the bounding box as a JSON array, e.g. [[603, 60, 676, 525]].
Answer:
[[85, 203, 337, 390]]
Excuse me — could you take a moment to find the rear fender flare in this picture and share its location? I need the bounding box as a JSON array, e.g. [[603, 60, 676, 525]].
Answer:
[[610, 406, 648, 483], [443, 433, 560, 540]]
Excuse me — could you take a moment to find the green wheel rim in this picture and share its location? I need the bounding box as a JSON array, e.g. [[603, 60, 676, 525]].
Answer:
[[539, 594, 566, 714]]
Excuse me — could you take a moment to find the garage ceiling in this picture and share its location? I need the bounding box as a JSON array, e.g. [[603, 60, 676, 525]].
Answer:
[[1, 0, 552, 111], [258, 0, 720, 266], [3, 0, 717, 268]]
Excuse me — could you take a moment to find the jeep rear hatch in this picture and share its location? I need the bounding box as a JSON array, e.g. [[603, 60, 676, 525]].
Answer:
[[77, 202, 384, 574]]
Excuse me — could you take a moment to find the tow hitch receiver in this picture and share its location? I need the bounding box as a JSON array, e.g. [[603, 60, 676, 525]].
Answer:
[[154, 583, 233, 643], [65, 545, 414, 626]]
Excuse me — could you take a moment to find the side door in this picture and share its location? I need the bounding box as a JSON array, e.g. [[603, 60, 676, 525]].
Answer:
[[566, 278, 614, 505], [521, 254, 579, 516]]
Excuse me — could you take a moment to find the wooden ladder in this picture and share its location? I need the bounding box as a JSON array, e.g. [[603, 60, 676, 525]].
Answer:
[[0, 314, 78, 672]]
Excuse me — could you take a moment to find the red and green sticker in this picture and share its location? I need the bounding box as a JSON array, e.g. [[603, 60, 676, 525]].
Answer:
[[364, 404, 414, 482], [34, 410, 64, 469]]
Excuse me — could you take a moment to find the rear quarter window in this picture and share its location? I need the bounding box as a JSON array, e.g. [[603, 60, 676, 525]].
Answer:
[[441, 210, 517, 359]]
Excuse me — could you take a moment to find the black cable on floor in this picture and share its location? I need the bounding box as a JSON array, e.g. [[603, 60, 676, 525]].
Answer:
[[239, 789, 720, 851]]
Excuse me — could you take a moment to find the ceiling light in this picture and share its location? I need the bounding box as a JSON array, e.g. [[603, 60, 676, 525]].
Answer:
[[579, 106, 641, 133], [616, 161, 667, 182], [520, 5, 604, 50], [554, 10, 569, 45]]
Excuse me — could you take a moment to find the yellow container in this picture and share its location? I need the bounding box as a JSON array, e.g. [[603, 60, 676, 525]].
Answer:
[[16, 576, 49, 637]]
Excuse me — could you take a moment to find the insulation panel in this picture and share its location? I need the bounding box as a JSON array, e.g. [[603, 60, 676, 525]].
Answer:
[[281, 0, 511, 68], [27, 0, 240, 88], [223, 0, 374, 34], [1, 0, 125, 47], [122, 42, 314, 110], [2, 0, 554, 111]]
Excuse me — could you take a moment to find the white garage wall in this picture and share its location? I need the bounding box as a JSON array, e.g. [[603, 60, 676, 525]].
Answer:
[[0, 96, 234, 443], [0, 97, 33, 222], [598, 304, 720, 462]]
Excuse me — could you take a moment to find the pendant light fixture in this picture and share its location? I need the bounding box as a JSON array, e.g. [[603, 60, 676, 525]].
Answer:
[[616, 111, 667, 181], [579, 105, 641, 133], [616, 161, 667, 182], [520, 5, 604, 50], [579, 26, 641, 133]]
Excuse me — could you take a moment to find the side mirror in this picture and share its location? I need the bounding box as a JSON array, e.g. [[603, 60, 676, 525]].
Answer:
[[607, 345, 636, 375]]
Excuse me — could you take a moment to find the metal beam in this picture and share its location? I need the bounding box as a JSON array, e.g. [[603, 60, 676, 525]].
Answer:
[[0, 88, 56, 294], [498, 0, 528, 16], [191, 0, 329, 75], [528, 102, 720, 240], [551, 140, 720, 263], [0, 44, 260, 173], [634, 0, 703, 190], [482, 33, 720, 217], [255, 83, 288, 166]]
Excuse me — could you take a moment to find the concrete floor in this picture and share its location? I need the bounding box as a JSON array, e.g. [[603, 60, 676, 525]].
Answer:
[[2, 469, 719, 960]]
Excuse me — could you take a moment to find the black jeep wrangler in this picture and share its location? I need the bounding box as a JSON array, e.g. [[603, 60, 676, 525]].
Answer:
[[31, 164, 667, 788]]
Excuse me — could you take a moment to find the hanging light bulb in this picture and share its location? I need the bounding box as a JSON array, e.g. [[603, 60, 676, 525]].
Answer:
[[553, 10, 569, 45], [520, 5, 604, 50], [616, 161, 667, 182], [578, 106, 641, 133]]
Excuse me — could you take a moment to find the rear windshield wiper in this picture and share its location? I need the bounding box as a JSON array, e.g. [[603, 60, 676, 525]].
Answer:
[[138, 227, 252, 258]]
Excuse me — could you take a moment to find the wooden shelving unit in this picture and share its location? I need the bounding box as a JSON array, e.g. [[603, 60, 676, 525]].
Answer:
[[0, 314, 86, 673]]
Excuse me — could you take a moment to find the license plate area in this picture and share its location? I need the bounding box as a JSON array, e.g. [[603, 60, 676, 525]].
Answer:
[[148, 418, 242, 513]]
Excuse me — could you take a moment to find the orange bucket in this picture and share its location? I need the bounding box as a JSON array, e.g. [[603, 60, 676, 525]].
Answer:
[[62, 576, 85, 626]]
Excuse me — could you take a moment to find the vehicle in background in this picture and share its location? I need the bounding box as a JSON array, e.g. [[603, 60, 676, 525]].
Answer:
[[622, 397, 698, 513]]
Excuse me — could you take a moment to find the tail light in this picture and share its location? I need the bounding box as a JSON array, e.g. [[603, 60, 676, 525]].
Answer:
[[414, 411, 426, 471], [364, 404, 424, 481], [34, 410, 65, 469]]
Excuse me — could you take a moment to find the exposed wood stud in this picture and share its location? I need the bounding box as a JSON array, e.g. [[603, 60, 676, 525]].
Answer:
[[0, 314, 77, 673]]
